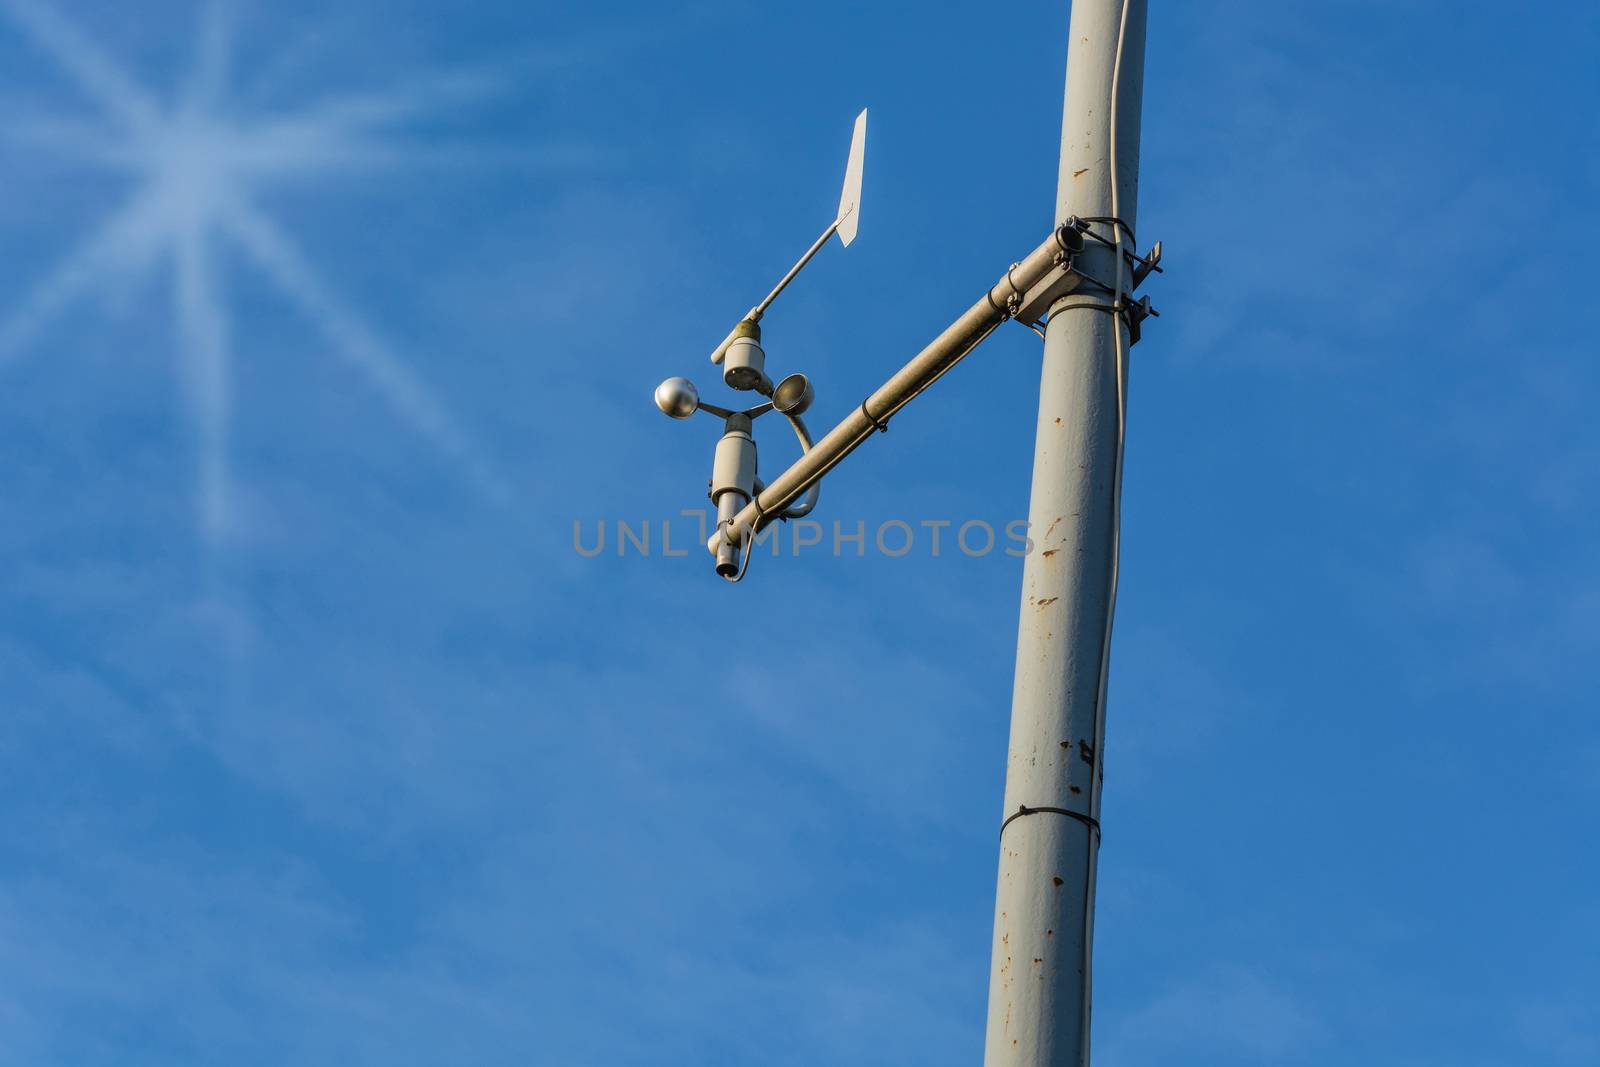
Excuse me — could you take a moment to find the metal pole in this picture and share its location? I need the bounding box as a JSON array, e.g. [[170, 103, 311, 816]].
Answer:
[[983, 2, 1146, 1065]]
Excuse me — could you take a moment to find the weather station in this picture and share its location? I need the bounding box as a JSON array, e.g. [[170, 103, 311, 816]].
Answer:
[[651, 2, 1159, 1063]]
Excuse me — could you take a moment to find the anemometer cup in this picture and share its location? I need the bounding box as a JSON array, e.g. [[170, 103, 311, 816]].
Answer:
[[772, 373, 814, 416]]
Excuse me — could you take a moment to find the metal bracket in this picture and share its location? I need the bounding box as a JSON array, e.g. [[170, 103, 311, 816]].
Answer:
[[1012, 217, 1092, 326], [1131, 240, 1163, 290], [1124, 294, 1159, 346], [1013, 259, 1080, 326], [1016, 232, 1162, 345]]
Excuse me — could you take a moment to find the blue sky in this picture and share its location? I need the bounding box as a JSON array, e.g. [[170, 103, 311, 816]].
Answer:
[[1, 1, 1597, 1064]]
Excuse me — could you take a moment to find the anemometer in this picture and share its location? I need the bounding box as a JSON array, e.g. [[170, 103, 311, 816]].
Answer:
[[653, 110, 865, 579]]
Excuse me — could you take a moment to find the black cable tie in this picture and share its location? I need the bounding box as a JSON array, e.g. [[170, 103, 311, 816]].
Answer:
[[1079, 215, 1136, 243], [1051, 297, 1120, 317], [1080, 228, 1117, 251], [999, 804, 1101, 839], [1079, 229, 1155, 274], [1005, 262, 1025, 309], [860, 398, 889, 433], [985, 287, 1010, 319]]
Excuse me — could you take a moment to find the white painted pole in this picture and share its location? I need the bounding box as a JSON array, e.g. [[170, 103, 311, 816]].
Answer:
[[983, 2, 1146, 1064]]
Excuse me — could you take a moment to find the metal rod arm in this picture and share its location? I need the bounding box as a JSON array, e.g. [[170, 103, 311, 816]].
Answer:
[[716, 223, 1079, 548], [751, 220, 839, 321], [777, 412, 820, 519], [710, 220, 841, 365]]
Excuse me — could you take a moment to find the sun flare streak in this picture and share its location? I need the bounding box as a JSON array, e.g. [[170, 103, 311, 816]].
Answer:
[[0, 0, 514, 543]]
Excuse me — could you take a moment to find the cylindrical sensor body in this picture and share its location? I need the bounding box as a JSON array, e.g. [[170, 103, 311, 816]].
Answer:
[[710, 425, 757, 504], [722, 336, 767, 392], [708, 417, 757, 575], [713, 492, 744, 576]]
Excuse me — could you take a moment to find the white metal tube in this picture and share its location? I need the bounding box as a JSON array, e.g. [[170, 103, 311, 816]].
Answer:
[[715, 224, 1080, 547], [776, 412, 820, 518], [983, 3, 1147, 1065], [709, 222, 840, 367], [752, 220, 839, 320]]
